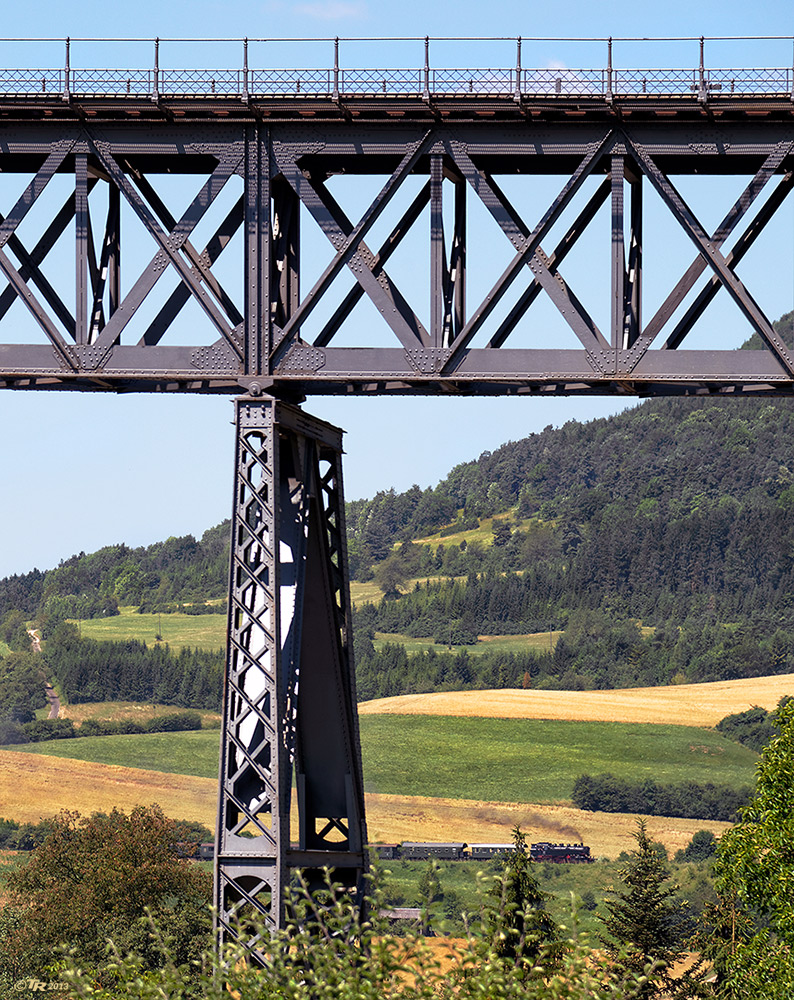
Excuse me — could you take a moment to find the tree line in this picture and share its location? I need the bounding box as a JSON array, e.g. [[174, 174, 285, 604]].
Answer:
[[1, 710, 204, 746], [354, 603, 794, 698], [572, 774, 752, 822], [0, 521, 230, 625]]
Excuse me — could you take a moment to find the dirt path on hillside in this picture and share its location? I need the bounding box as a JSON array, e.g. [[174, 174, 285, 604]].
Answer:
[[27, 628, 59, 719]]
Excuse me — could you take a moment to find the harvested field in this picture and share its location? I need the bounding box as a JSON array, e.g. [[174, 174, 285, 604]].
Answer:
[[359, 674, 794, 727], [0, 749, 217, 827], [364, 792, 730, 859]]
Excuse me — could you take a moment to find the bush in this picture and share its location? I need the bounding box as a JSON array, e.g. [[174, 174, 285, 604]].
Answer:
[[572, 772, 751, 822], [58, 872, 646, 1000], [145, 711, 202, 733], [716, 705, 778, 753], [675, 829, 717, 863], [22, 718, 76, 742], [0, 717, 29, 745], [0, 806, 211, 982]]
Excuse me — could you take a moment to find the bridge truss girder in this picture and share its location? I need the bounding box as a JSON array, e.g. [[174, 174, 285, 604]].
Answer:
[[0, 109, 793, 396]]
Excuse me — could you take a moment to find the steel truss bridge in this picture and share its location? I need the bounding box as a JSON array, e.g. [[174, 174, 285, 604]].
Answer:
[[2, 35, 794, 945]]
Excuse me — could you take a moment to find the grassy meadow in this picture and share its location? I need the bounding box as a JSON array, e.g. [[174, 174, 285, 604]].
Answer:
[[413, 510, 525, 549], [5, 730, 220, 778], [374, 631, 562, 656], [77, 606, 225, 651], [357, 715, 758, 804], [379, 855, 716, 936], [69, 593, 570, 661], [57, 700, 222, 728]]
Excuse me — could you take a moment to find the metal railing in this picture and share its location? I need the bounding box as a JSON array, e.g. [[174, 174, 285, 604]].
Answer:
[[0, 36, 792, 101]]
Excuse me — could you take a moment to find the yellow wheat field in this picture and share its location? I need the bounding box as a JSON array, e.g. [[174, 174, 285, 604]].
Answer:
[[358, 673, 794, 727], [0, 750, 729, 859], [0, 750, 218, 827]]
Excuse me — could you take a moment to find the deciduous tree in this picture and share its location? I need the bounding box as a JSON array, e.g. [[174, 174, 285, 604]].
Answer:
[[707, 700, 794, 998], [0, 805, 211, 982]]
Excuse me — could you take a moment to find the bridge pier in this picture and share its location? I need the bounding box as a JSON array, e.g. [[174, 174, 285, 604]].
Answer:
[[214, 395, 367, 946]]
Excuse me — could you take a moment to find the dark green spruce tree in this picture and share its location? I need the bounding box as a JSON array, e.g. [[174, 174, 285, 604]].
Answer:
[[485, 825, 558, 968], [602, 819, 707, 998]]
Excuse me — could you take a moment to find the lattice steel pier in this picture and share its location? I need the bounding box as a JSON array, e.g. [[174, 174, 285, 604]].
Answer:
[[215, 395, 367, 939]]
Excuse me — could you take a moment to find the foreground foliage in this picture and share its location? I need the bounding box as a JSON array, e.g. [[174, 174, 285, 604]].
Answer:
[[60, 875, 647, 1000], [707, 699, 794, 998], [603, 819, 708, 998]]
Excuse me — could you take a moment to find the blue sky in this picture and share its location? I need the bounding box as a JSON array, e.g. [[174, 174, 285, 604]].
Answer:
[[1, 0, 793, 577]]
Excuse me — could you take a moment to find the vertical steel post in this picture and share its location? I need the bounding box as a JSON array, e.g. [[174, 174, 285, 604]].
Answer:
[[430, 155, 444, 348], [514, 37, 522, 102], [333, 37, 340, 102], [606, 36, 613, 103], [242, 38, 249, 103], [626, 172, 642, 347], [215, 396, 367, 947], [423, 36, 430, 101], [153, 37, 160, 103], [244, 124, 270, 375], [107, 184, 120, 317], [63, 37, 70, 103], [75, 153, 88, 345], [698, 36, 706, 102], [611, 154, 625, 352], [452, 177, 467, 340]]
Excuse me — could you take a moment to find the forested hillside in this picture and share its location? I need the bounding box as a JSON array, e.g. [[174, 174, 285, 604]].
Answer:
[[0, 521, 229, 626], [3, 313, 794, 705]]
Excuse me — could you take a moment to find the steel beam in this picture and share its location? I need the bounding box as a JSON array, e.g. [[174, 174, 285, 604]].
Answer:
[[215, 396, 367, 946]]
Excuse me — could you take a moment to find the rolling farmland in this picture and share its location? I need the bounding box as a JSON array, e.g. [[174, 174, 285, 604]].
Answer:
[[2, 672, 781, 858]]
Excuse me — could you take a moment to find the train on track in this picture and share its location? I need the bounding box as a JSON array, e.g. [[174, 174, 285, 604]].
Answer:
[[373, 841, 594, 863], [198, 840, 594, 863]]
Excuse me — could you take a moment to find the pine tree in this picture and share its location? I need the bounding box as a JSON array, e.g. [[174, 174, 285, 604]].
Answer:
[[485, 825, 558, 966], [602, 818, 705, 998]]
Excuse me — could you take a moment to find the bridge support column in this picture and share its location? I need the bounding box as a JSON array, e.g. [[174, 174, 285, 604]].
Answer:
[[214, 395, 367, 948]]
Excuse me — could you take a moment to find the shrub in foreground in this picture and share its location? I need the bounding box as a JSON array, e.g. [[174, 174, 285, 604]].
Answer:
[[58, 872, 648, 1000]]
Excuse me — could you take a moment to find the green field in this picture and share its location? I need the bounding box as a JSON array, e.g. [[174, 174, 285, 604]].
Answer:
[[2, 714, 758, 805], [357, 715, 758, 803], [374, 631, 562, 656], [72, 601, 565, 660], [414, 509, 526, 549], [77, 606, 225, 651], [4, 730, 221, 778], [350, 576, 467, 607]]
